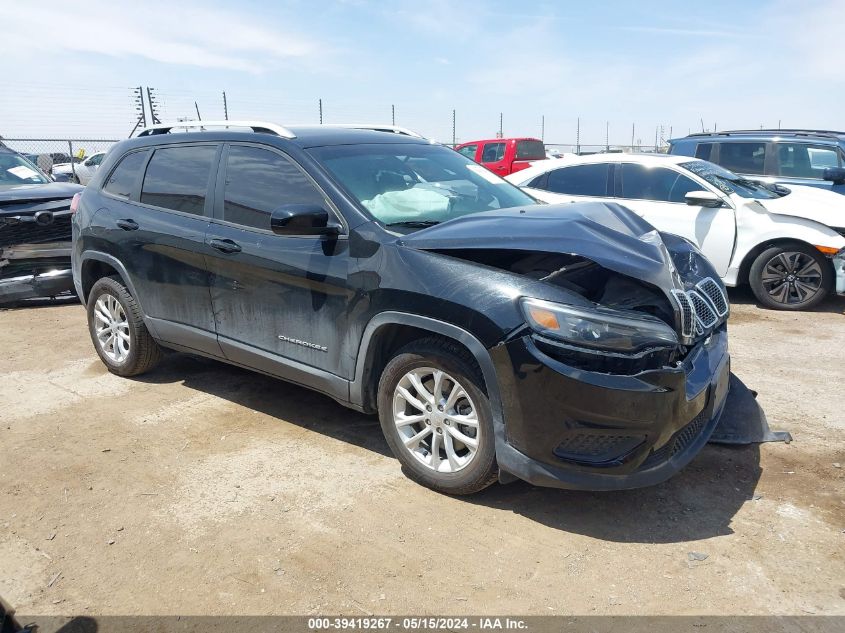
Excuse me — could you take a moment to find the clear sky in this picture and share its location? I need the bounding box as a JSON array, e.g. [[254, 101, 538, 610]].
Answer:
[[1, 0, 841, 146]]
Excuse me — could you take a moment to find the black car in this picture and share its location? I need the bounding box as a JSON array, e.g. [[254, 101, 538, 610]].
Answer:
[[71, 121, 731, 494], [0, 147, 83, 304]]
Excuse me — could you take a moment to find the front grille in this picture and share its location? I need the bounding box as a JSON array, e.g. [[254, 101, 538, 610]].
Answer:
[[554, 433, 644, 465], [0, 213, 72, 248], [671, 277, 728, 340], [641, 408, 709, 469]]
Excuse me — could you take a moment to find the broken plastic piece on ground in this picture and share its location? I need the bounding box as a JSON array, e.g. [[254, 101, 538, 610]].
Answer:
[[708, 373, 792, 445]]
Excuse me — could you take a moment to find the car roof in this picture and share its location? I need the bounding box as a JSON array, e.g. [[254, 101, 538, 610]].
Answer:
[[456, 137, 541, 146], [130, 121, 433, 150], [544, 152, 689, 166], [509, 152, 696, 183], [120, 126, 434, 150], [671, 129, 845, 143]]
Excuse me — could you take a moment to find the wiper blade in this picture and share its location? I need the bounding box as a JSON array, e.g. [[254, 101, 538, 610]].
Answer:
[[385, 220, 441, 228]]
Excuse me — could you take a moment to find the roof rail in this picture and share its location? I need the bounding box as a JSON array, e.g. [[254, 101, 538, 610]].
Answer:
[[320, 123, 424, 138], [686, 128, 845, 139], [137, 120, 296, 139]]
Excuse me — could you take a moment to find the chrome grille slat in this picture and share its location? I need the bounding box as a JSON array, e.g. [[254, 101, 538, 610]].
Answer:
[[697, 278, 729, 317], [670, 290, 694, 338]]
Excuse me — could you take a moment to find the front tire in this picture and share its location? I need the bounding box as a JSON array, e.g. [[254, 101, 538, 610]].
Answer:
[[87, 276, 161, 376], [377, 337, 498, 495], [748, 244, 832, 310]]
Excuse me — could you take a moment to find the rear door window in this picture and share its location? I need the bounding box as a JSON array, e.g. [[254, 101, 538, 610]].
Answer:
[[140, 145, 216, 215], [717, 142, 766, 175], [618, 163, 700, 203], [544, 163, 610, 196], [481, 142, 506, 163], [776, 143, 841, 178], [694, 143, 715, 161], [103, 150, 148, 198], [457, 144, 477, 160], [222, 145, 327, 230], [515, 140, 545, 160]]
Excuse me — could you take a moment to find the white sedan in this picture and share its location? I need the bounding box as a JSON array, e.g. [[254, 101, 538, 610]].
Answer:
[[507, 153, 845, 310], [51, 152, 106, 185]]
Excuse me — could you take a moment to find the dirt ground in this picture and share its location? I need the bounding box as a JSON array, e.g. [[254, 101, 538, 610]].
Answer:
[[1, 288, 843, 617]]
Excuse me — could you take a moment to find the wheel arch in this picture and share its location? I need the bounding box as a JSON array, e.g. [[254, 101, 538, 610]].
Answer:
[[79, 252, 143, 311], [736, 237, 834, 286], [350, 312, 503, 426]]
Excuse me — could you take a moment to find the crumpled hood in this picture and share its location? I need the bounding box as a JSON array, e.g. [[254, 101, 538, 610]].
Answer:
[[399, 201, 680, 291], [754, 185, 845, 228], [0, 181, 83, 206]]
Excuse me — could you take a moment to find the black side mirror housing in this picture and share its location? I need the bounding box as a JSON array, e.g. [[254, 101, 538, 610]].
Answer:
[[823, 167, 845, 185], [684, 190, 724, 208], [270, 204, 340, 236]]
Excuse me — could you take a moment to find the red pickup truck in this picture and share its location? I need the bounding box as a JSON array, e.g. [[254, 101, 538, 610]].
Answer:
[[455, 137, 547, 176]]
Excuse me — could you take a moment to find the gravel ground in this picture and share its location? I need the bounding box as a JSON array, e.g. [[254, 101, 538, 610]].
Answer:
[[1, 288, 843, 616]]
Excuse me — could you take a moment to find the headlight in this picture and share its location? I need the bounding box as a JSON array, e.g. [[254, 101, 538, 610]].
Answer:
[[520, 297, 678, 353]]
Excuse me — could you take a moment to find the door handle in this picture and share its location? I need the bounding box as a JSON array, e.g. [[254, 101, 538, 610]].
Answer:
[[209, 238, 242, 254], [116, 219, 139, 231]]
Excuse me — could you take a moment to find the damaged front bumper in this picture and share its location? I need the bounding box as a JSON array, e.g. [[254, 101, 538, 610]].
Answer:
[[490, 326, 730, 490], [0, 241, 75, 304]]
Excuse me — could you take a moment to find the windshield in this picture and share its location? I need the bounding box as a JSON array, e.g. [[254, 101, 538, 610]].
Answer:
[[309, 143, 538, 228], [0, 152, 50, 187], [680, 160, 780, 199]]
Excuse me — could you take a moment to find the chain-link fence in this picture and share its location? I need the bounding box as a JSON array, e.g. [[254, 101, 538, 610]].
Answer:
[[0, 138, 119, 184], [544, 143, 668, 156]]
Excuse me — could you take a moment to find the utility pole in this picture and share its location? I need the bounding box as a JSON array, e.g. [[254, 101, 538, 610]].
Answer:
[[499, 112, 503, 138], [541, 115, 545, 142], [605, 121, 609, 151], [655, 126, 659, 151], [391, 104, 395, 126], [576, 117, 580, 155], [222, 91, 228, 120], [452, 109, 456, 146], [631, 123, 635, 150], [147, 87, 161, 124], [194, 102, 202, 121], [129, 86, 147, 137], [319, 99, 323, 125]]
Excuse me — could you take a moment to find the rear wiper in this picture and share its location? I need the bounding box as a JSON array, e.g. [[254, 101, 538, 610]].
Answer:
[[385, 220, 441, 228]]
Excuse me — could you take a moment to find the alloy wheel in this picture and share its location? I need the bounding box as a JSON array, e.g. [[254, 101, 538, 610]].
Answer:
[[392, 367, 480, 473], [760, 251, 823, 306], [93, 293, 131, 363]]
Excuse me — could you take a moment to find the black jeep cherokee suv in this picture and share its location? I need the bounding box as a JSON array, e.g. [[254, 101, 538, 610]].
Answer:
[[72, 121, 730, 494]]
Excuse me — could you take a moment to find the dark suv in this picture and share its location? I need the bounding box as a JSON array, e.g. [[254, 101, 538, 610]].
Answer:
[[72, 121, 730, 495], [669, 129, 845, 194]]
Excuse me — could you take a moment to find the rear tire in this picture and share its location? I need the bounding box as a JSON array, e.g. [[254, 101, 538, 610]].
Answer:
[[87, 276, 161, 376], [377, 337, 498, 495], [748, 244, 832, 310]]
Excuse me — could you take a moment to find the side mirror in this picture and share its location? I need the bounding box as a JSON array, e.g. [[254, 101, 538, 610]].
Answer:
[[684, 190, 724, 208], [270, 204, 340, 236], [823, 167, 845, 185]]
